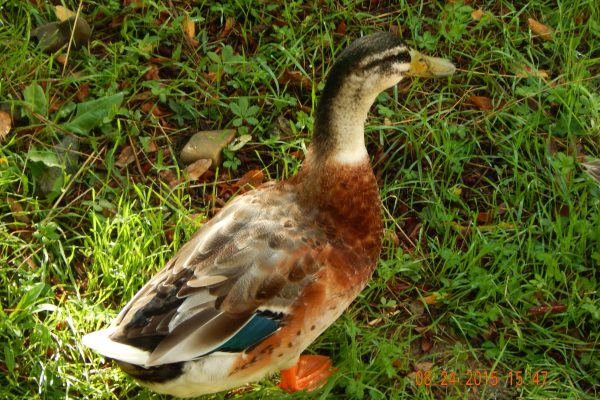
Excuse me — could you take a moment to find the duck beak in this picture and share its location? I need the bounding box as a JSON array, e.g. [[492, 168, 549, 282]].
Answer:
[[407, 49, 456, 78]]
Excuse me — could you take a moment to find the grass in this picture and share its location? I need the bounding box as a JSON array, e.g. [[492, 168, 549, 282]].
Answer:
[[1, 0, 598, 399]]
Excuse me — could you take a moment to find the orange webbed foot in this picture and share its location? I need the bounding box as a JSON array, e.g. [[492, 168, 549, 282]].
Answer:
[[278, 355, 335, 393]]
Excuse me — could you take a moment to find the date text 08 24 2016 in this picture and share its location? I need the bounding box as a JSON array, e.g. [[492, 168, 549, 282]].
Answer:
[[414, 369, 548, 387]]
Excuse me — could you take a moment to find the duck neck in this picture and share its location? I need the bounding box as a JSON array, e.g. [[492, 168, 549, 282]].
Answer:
[[311, 74, 379, 165]]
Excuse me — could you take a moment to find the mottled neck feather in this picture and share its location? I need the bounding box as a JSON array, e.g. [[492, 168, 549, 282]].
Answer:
[[312, 76, 376, 164], [310, 35, 411, 166]]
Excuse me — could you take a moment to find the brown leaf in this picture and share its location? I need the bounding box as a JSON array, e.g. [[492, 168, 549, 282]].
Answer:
[[279, 69, 312, 89], [75, 83, 89, 102], [219, 16, 235, 38], [514, 64, 550, 79], [205, 71, 221, 82], [471, 9, 485, 20], [182, 14, 199, 46], [115, 145, 135, 167], [56, 54, 68, 65], [185, 158, 212, 181], [0, 111, 12, 141], [336, 20, 347, 35], [237, 169, 264, 190], [140, 102, 153, 114], [384, 230, 400, 247], [7, 197, 31, 223], [421, 335, 433, 353], [145, 139, 158, 153], [423, 294, 437, 305], [477, 211, 491, 224], [528, 18, 554, 41], [528, 304, 567, 316], [414, 362, 434, 372], [157, 169, 178, 188], [144, 64, 160, 81], [469, 96, 494, 111], [140, 102, 169, 117]]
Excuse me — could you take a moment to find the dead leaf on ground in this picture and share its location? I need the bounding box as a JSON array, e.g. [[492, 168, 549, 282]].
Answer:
[[279, 69, 313, 89], [160, 169, 179, 188], [528, 304, 567, 316], [144, 65, 160, 81], [0, 111, 12, 141], [7, 197, 31, 223], [423, 293, 437, 305], [55, 5, 77, 21], [468, 95, 494, 111], [477, 211, 492, 224], [528, 18, 555, 41], [237, 169, 264, 189], [115, 145, 135, 167], [421, 335, 433, 353], [414, 361, 434, 372], [336, 20, 347, 35], [471, 9, 485, 20], [513, 64, 550, 79], [384, 230, 400, 247], [140, 102, 169, 117], [185, 158, 212, 181], [75, 83, 90, 102], [219, 16, 235, 38], [182, 15, 199, 46]]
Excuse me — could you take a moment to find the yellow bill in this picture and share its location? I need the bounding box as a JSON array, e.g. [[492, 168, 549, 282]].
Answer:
[[407, 49, 456, 78]]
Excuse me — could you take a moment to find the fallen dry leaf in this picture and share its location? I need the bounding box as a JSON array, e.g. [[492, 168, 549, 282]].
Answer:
[[513, 64, 550, 79], [421, 335, 433, 353], [384, 230, 400, 247], [56, 54, 68, 65], [471, 9, 485, 20], [145, 139, 158, 153], [237, 169, 264, 190], [185, 158, 212, 181], [160, 169, 179, 189], [220, 16, 235, 38], [477, 211, 492, 224], [75, 83, 90, 102], [115, 145, 135, 168], [279, 69, 312, 89], [528, 18, 555, 41], [55, 5, 77, 21], [469, 95, 494, 111], [144, 65, 160, 81], [7, 197, 31, 223], [414, 362, 434, 372], [336, 20, 347, 35], [528, 304, 567, 316], [182, 15, 199, 46], [140, 102, 169, 117], [423, 294, 437, 305], [0, 111, 12, 141]]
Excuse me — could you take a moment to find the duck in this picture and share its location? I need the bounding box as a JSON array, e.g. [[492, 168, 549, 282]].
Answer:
[[82, 31, 455, 397]]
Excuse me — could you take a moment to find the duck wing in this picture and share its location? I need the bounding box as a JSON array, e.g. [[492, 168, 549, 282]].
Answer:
[[84, 186, 325, 367]]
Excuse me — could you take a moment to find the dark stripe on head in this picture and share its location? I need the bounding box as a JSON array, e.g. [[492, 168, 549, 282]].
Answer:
[[313, 32, 409, 153], [360, 50, 411, 73]]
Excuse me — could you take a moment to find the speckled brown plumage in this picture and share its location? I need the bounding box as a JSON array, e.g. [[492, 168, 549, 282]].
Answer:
[[82, 31, 455, 398]]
